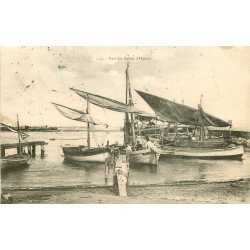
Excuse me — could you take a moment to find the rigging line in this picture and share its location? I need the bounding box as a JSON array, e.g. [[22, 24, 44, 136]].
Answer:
[[90, 124, 101, 148], [96, 125, 108, 147], [98, 107, 109, 145], [101, 127, 108, 146]]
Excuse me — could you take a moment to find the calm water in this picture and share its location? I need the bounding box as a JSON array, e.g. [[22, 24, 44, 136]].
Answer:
[[1, 131, 250, 189]]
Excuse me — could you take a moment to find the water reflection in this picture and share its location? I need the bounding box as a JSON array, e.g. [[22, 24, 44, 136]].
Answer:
[[63, 159, 104, 172], [129, 164, 158, 174], [197, 164, 207, 180], [1, 131, 250, 188]]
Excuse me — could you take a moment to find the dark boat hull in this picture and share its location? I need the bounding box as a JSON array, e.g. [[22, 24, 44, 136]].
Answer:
[[1, 154, 29, 170], [129, 149, 160, 165], [62, 146, 109, 163]]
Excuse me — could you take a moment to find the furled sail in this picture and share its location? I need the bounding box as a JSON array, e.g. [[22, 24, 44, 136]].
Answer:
[[70, 88, 154, 117], [51, 102, 105, 126], [135, 90, 230, 127]]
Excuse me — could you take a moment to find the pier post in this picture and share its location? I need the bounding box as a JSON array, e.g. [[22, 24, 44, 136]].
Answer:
[[113, 171, 118, 187], [155, 153, 158, 166], [105, 163, 108, 185], [28, 146, 31, 156], [32, 145, 36, 157], [1, 141, 47, 158], [1, 148, 5, 157], [41, 145, 45, 158]]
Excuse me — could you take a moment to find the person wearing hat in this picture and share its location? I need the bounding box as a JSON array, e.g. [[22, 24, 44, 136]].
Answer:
[[146, 136, 154, 149]]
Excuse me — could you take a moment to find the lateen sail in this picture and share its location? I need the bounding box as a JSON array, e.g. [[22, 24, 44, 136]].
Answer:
[[70, 88, 154, 117], [51, 102, 105, 126], [135, 90, 230, 127]]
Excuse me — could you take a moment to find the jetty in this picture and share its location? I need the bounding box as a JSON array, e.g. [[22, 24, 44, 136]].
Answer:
[[1, 141, 48, 158], [105, 147, 129, 197], [114, 154, 129, 196]]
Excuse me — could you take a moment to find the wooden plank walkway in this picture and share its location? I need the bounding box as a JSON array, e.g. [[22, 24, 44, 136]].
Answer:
[[0, 141, 47, 157], [114, 154, 129, 197], [1, 141, 47, 149]]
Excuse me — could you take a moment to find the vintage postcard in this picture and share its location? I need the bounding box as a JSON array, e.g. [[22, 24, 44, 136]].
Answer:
[[1, 46, 249, 204]]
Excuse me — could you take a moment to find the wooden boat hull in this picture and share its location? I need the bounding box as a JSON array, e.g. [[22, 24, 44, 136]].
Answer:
[[63, 146, 109, 163], [129, 149, 160, 165], [161, 145, 244, 160], [1, 154, 29, 170], [64, 152, 109, 162]]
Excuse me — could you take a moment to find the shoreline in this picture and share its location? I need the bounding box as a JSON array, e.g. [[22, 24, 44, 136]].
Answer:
[[2, 178, 249, 204]]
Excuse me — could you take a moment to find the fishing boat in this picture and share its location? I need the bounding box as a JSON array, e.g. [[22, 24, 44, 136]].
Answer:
[[52, 101, 109, 163], [136, 90, 244, 160], [1, 154, 29, 168], [1, 115, 30, 170], [70, 63, 160, 165]]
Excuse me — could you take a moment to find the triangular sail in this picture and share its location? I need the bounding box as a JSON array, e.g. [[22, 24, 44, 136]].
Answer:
[[135, 90, 230, 127], [70, 88, 154, 117], [51, 102, 105, 126]]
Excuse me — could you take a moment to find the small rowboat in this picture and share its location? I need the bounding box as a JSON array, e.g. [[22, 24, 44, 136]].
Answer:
[[1, 154, 30, 169]]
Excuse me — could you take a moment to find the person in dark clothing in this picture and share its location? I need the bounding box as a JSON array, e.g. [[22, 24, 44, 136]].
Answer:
[[135, 140, 143, 150]]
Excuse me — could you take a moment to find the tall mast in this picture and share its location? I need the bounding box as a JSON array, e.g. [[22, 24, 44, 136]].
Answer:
[[125, 63, 136, 147], [200, 94, 203, 108], [86, 94, 91, 149], [124, 63, 130, 144], [17, 114, 21, 156]]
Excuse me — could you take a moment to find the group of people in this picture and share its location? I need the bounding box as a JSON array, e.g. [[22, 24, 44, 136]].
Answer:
[[105, 136, 157, 174], [125, 135, 155, 153]]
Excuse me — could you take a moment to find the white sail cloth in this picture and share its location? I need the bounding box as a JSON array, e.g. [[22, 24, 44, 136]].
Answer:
[[51, 102, 108, 126]]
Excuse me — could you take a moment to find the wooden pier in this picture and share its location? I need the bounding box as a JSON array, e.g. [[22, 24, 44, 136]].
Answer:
[[106, 148, 129, 197], [114, 154, 129, 197], [0, 141, 47, 158]]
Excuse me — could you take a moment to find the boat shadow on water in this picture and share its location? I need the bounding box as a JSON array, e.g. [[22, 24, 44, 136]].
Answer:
[[1, 162, 30, 174], [129, 163, 158, 174], [159, 154, 244, 162], [62, 158, 105, 171], [158, 156, 245, 173]]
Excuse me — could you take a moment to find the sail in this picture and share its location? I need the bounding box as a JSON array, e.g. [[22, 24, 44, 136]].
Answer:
[[135, 90, 230, 127], [51, 102, 105, 126], [70, 88, 153, 117]]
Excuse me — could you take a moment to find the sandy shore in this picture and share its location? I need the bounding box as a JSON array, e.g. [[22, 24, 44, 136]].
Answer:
[[1, 178, 249, 204]]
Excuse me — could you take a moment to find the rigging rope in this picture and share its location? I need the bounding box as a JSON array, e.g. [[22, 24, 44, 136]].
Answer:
[[90, 124, 109, 147]]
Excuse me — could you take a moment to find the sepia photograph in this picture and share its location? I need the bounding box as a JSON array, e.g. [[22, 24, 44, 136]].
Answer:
[[1, 2, 250, 250], [1, 46, 249, 204]]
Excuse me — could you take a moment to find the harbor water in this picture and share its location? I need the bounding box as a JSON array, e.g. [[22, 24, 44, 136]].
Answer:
[[1, 130, 250, 190]]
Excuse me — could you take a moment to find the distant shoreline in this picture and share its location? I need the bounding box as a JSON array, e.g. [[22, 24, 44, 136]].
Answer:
[[0, 127, 122, 133]]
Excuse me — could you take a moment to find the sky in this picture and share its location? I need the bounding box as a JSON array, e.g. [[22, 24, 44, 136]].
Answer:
[[0, 46, 249, 129]]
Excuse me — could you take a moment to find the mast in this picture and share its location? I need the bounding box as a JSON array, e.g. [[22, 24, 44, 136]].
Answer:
[[86, 94, 91, 149], [175, 122, 178, 136], [124, 63, 130, 144], [17, 114, 21, 156], [199, 94, 204, 143], [125, 63, 136, 147]]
